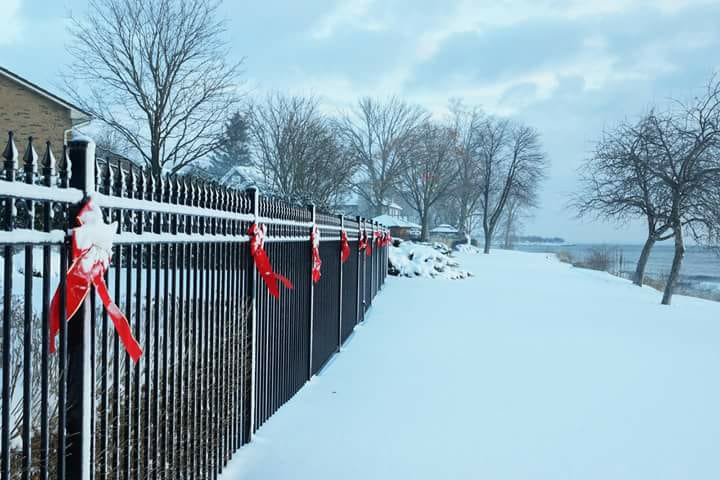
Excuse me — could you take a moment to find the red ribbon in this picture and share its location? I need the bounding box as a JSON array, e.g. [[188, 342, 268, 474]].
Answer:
[[373, 230, 382, 248], [49, 200, 143, 363], [378, 231, 392, 247], [248, 223, 294, 298], [311, 225, 322, 283], [340, 230, 350, 263], [358, 230, 371, 256]]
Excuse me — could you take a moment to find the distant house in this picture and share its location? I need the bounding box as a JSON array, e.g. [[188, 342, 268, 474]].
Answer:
[[373, 214, 421, 240], [338, 190, 407, 219], [336, 191, 362, 217], [380, 199, 403, 217], [0, 66, 91, 162], [219, 164, 266, 191], [95, 146, 144, 172], [430, 224, 462, 243]]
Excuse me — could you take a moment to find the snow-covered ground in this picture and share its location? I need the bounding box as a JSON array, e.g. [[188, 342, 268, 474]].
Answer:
[[220, 249, 720, 480]]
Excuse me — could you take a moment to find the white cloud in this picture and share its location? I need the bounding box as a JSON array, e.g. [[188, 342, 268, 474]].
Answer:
[[310, 0, 386, 40], [0, 0, 23, 46], [265, 0, 718, 120], [413, 0, 715, 63], [408, 40, 681, 117]]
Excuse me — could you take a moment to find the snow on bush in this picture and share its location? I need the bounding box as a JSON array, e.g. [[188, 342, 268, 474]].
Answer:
[[388, 241, 472, 279]]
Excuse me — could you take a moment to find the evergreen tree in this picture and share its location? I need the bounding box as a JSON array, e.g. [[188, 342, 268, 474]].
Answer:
[[207, 111, 251, 178]]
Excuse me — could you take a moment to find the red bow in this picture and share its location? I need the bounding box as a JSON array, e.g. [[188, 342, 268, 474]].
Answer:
[[311, 225, 322, 283], [358, 230, 372, 256], [248, 223, 294, 298], [378, 231, 392, 247], [49, 199, 142, 363], [340, 230, 350, 263], [373, 230, 382, 247]]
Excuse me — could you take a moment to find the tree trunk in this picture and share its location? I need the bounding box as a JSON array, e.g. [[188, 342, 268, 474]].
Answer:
[[483, 227, 492, 254], [661, 227, 685, 305], [151, 142, 162, 176], [420, 213, 429, 242], [633, 236, 655, 286], [503, 224, 512, 249]]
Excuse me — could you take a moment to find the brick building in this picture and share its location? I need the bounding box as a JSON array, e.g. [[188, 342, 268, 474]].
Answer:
[[0, 66, 91, 162]]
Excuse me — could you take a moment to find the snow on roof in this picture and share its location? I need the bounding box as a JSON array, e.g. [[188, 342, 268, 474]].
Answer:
[[219, 164, 265, 190], [380, 199, 403, 211], [430, 224, 459, 233], [373, 214, 420, 229]]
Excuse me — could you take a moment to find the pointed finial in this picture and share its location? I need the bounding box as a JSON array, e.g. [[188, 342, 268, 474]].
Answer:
[[210, 182, 218, 209], [23, 137, 38, 175], [94, 156, 103, 188], [3, 131, 19, 169], [42, 142, 56, 177], [147, 169, 155, 195], [104, 159, 114, 194], [137, 167, 147, 202], [59, 145, 71, 187]]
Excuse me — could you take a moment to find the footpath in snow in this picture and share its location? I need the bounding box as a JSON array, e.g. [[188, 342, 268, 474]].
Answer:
[[221, 249, 720, 480]]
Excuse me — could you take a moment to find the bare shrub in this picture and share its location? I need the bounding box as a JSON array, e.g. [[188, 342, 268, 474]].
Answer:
[[575, 247, 613, 272], [556, 251, 574, 264]]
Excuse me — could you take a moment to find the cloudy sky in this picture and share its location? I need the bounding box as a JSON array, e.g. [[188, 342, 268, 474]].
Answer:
[[2, 0, 720, 243]]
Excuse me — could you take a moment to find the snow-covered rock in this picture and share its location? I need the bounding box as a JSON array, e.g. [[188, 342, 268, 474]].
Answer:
[[455, 243, 481, 254], [431, 242, 452, 255], [388, 241, 472, 279]]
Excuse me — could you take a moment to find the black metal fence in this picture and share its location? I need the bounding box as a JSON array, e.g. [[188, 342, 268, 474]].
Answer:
[[0, 132, 389, 480]]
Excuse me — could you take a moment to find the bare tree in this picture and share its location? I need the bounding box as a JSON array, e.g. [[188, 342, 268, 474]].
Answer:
[[497, 189, 537, 249], [94, 126, 132, 157], [65, 0, 241, 175], [447, 103, 485, 240], [398, 122, 458, 241], [340, 97, 428, 216], [642, 78, 720, 304], [478, 118, 546, 254], [575, 116, 673, 286], [246, 94, 357, 208]]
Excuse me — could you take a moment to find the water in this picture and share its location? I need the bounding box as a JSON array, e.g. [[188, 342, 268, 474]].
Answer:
[[514, 243, 720, 297]]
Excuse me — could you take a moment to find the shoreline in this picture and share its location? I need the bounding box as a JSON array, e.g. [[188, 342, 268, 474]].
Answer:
[[554, 253, 720, 303]]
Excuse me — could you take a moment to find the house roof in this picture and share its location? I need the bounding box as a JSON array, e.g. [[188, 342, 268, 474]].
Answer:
[[0, 66, 92, 123], [219, 164, 265, 190], [430, 224, 459, 233], [380, 199, 403, 211], [95, 146, 142, 169]]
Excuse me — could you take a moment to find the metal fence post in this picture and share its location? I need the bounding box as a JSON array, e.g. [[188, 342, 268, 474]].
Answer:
[[356, 216, 363, 323], [2, 132, 18, 480], [66, 138, 95, 480], [246, 187, 258, 441], [337, 215, 344, 352], [307, 204, 316, 380], [371, 222, 376, 300]]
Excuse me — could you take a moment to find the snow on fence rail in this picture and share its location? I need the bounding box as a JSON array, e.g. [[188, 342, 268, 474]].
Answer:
[[0, 132, 389, 480]]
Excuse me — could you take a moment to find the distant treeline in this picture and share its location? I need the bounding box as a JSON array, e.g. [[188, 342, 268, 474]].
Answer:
[[512, 235, 565, 244]]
